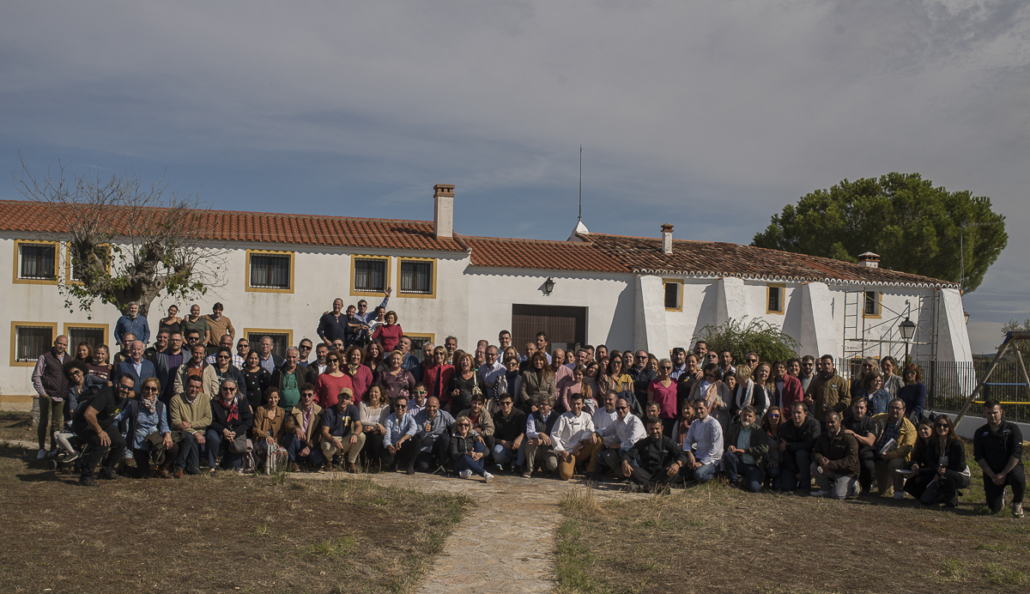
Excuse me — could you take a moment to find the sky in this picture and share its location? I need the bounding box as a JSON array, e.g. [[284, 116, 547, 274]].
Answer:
[[2, 1, 1027, 354]]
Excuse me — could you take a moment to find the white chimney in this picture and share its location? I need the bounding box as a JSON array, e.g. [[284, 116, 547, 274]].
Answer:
[[858, 251, 880, 268], [661, 224, 674, 255], [433, 184, 454, 239]]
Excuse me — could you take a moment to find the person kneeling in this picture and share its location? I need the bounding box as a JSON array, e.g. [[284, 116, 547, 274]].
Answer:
[[904, 416, 969, 508], [451, 416, 493, 482], [550, 394, 600, 480], [722, 406, 768, 492], [621, 417, 687, 493], [682, 399, 723, 484], [810, 411, 859, 499], [118, 377, 178, 479], [320, 388, 365, 473], [72, 374, 135, 486]]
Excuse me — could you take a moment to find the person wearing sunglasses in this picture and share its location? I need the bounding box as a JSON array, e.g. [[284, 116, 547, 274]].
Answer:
[[202, 347, 244, 403], [117, 377, 177, 479], [73, 373, 135, 486], [450, 415, 494, 482], [973, 400, 1025, 518], [904, 416, 969, 508], [313, 350, 354, 410], [842, 397, 878, 495], [871, 398, 918, 499], [523, 396, 560, 478], [205, 379, 254, 473], [743, 351, 759, 372]]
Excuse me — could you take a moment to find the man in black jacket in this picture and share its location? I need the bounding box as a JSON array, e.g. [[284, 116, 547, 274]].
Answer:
[[72, 375, 134, 486], [974, 400, 1026, 517], [811, 411, 859, 499], [621, 417, 687, 493], [779, 401, 821, 494]]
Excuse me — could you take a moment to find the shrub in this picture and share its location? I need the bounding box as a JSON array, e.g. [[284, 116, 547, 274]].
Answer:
[[693, 316, 800, 366]]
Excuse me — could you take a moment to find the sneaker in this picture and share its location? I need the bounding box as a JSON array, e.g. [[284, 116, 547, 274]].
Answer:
[[893, 491, 905, 500], [78, 476, 98, 487], [484, 472, 494, 483], [458, 470, 472, 479], [1014, 503, 1024, 519], [521, 469, 532, 479], [406, 466, 415, 475], [810, 490, 829, 498], [63, 451, 81, 464], [494, 464, 504, 474], [37, 449, 46, 460], [47, 449, 58, 458]]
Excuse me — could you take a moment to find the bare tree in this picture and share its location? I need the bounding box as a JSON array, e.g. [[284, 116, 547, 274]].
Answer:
[[15, 160, 225, 317]]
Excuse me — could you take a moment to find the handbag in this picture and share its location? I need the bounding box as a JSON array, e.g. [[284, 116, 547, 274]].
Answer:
[[471, 372, 484, 398], [228, 433, 249, 454]]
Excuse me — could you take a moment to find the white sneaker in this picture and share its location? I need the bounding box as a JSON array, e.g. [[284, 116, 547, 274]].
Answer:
[[810, 490, 829, 497], [37, 449, 46, 460], [458, 470, 472, 479], [1014, 503, 1024, 519], [484, 472, 494, 483], [893, 491, 905, 500]]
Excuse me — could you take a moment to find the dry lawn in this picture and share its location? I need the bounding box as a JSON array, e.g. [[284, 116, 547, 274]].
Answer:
[[0, 411, 36, 443], [557, 446, 1030, 594], [0, 443, 471, 594]]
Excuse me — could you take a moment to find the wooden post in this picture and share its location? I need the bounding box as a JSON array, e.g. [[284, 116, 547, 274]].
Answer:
[[953, 339, 1011, 428]]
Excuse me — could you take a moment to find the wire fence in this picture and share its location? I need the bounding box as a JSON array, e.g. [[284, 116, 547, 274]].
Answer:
[[833, 356, 1030, 423]]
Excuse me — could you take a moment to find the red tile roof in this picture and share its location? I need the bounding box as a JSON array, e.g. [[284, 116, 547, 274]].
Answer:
[[583, 233, 955, 287], [460, 236, 625, 273], [0, 200, 466, 252]]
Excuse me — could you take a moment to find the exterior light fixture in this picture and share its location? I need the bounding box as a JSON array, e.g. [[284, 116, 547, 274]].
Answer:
[[543, 277, 555, 295]]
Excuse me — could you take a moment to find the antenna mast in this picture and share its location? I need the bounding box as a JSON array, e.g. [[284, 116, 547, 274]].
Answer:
[[578, 145, 582, 223]]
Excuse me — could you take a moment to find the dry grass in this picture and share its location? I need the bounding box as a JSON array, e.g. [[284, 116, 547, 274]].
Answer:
[[0, 411, 36, 443], [0, 444, 471, 593], [556, 446, 1030, 594]]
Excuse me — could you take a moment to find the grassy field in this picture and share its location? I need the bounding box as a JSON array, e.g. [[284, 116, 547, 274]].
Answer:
[[0, 411, 37, 444], [556, 445, 1030, 594], [0, 443, 471, 594]]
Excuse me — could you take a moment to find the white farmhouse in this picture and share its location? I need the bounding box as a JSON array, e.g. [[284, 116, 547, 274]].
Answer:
[[0, 184, 970, 410]]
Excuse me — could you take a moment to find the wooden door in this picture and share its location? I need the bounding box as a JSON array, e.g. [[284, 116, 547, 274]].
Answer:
[[511, 305, 587, 354]]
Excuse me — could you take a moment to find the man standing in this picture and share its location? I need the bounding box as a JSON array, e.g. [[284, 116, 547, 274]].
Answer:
[[797, 355, 817, 393], [498, 330, 512, 351], [722, 405, 768, 492], [779, 402, 821, 494], [169, 375, 213, 477], [444, 336, 458, 364], [256, 336, 283, 374], [480, 345, 505, 398], [317, 298, 349, 346], [534, 332, 552, 364], [144, 330, 169, 362], [550, 394, 599, 481], [414, 397, 454, 472], [297, 338, 314, 366], [202, 302, 235, 352], [116, 340, 156, 396], [683, 399, 724, 484], [693, 340, 709, 363], [718, 350, 735, 376], [312, 343, 330, 377], [398, 335, 423, 381], [271, 347, 314, 410], [114, 302, 150, 346], [181, 304, 210, 348], [669, 348, 688, 380], [810, 411, 859, 499], [320, 389, 365, 473], [622, 417, 688, 493], [152, 331, 185, 405], [628, 350, 657, 408], [31, 334, 69, 459], [871, 398, 917, 499], [73, 375, 134, 486], [113, 332, 136, 367], [743, 352, 759, 372], [804, 355, 851, 424], [383, 396, 419, 474], [974, 400, 1025, 517]]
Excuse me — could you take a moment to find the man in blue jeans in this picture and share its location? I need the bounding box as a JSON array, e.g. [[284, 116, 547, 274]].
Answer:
[[682, 398, 723, 483], [722, 405, 769, 492], [779, 401, 821, 494]]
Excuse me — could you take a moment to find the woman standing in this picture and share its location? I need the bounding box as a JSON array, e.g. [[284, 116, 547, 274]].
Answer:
[[365, 341, 388, 376], [313, 351, 353, 410], [518, 351, 555, 413], [647, 359, 678, 435], [87, 344, 113, 383], [359, 383, 391, 471], [898, 364, 927, 422], [860, 374, 891, 416], [448, 353, 484, 414], [74, 343, 93, 365], [202, 348, 245, 402], [423, 346, 455, 407], [343, 345, 374, 404], [159, 305, 182, 337], [603, 354, 634, 395], [747, 363, 772, 419], [371, 311, 403, 353], [558, 365, 594, 413], [493, 356, 522, 414], [762, 406, 784, 491], [377, 351, 416, 401], [241, 350, 272, 410], [583, 361, 601, 403]]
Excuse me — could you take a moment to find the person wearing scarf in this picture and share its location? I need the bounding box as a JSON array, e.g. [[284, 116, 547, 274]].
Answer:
[[204, 379, 254, 472]]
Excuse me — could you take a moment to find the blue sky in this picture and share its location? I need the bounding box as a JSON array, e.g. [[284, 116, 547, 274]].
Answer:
[[2, 1, 1027, 353]]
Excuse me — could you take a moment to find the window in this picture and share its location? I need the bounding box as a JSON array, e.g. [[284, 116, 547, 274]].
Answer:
[[244, 329, 294, 359], [864, 291, 881, 318], [246, 250, 294, 293], [65, 324, 109, 353], [351, 255, 390, 296], [663, 279, 682, 312], [66, 243, 112, 284], [398, 258, 436, 298], [406, 333, 436, 363], [10, 322, 57, 366], [14, 240, 58, 284], [767, 284, 785, 314]]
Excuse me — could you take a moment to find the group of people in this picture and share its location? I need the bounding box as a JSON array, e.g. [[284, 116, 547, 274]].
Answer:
[[28, 298, 1025, 517]]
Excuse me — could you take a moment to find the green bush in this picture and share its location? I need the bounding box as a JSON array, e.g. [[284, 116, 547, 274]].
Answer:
[[693, 317, 800, 366]]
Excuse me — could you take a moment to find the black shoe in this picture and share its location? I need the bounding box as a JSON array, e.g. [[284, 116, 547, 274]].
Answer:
[[79, 476, 98, 487], [100, 468, 124, 481], [406, 466, 415, 475]]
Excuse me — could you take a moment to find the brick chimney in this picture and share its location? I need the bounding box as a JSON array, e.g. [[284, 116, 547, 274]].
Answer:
[[433, 184, 455, 239], [858, 252, 880, 268], [661, 224, 674, 255]]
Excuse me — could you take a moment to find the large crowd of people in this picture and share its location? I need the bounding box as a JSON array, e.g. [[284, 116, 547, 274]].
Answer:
[[28, 297, 1026, 517]]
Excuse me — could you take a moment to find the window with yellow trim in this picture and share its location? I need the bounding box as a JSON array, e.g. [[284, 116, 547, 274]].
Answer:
[[863, 291, 881, 318], [246, 249, 294, 293], [66, 242, 112, 284], [244, 328, 294, 359], [11, 321, 58, 366], [767, 284, 785, 314], [64, 323, 110, 353], [14, 240, 59, 284], [663, 279, 682, 312], [398, 257, 436, 298], [351, 255, 390, 296]]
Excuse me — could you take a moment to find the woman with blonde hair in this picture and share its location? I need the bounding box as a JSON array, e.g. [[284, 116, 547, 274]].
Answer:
[[688, 363, 731, 430]]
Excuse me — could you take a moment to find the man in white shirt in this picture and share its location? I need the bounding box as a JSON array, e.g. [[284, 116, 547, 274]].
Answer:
[[683, 398, 724, 484], [593, 397, 647, 480], [589, 392, 618, 472], [550, 394, 599, 480]]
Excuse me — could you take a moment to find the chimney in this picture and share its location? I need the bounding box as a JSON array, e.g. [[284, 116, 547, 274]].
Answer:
[[858, 252, 880, 268], [661, 224, 674, 255], [433, 184, 455, 239]]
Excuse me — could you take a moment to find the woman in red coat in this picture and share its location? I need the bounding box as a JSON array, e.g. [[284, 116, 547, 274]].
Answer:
[[422, 346, 455, 408], [372, 311, 403, 353], [773, 360, 804, 413]]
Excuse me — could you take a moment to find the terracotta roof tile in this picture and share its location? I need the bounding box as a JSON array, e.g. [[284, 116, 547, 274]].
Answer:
[[459, 236, 626, 273], [0, 200, 465, 252], [584, 233, 955, 287]]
